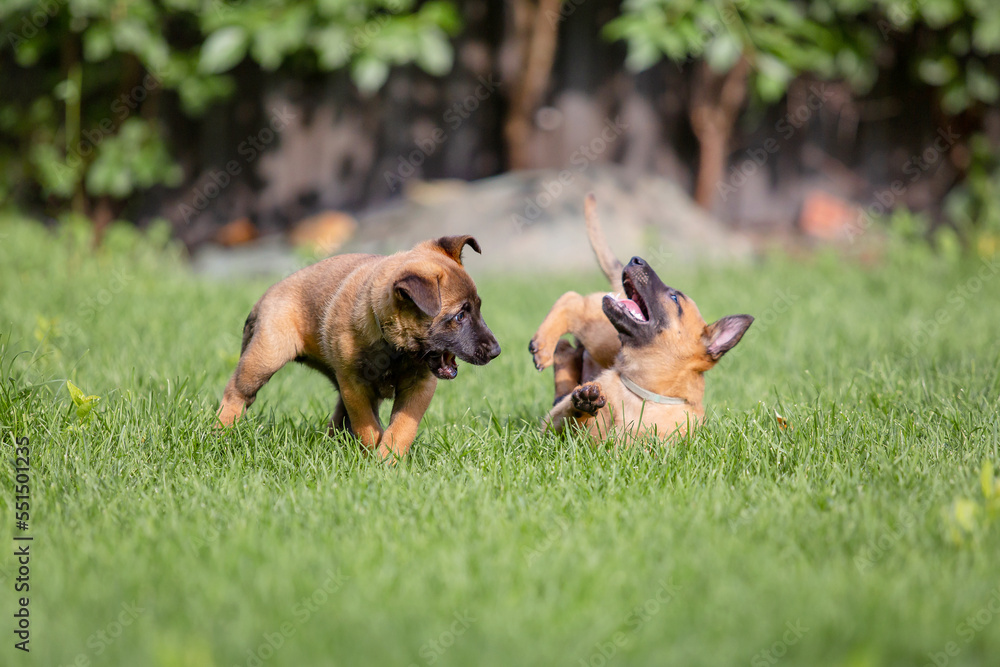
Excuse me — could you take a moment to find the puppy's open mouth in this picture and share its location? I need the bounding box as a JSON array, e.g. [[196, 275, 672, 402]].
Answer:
[[427, 351, 458, 379], [609, 275, 649, 323]]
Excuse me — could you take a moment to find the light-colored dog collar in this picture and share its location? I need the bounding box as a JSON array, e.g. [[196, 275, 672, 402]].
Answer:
[[621, 375, 687, 406]]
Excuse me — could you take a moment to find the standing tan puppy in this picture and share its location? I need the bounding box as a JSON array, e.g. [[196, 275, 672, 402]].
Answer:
[[529, 196, 752, 443], [217, 236, 501, 459]]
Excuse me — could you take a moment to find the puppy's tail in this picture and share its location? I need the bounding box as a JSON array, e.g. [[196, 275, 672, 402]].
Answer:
[[584, 194, 623, 292], [241, 309, 258, 354]]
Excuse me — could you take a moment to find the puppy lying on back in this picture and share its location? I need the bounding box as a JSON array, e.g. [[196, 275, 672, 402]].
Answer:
[[529, 196, 752, 443], [217, 236, 501, 459]]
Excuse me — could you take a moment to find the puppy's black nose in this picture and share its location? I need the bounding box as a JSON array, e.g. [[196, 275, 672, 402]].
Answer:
[[487, 339, 501, 360], [628, 256, 646, 267]]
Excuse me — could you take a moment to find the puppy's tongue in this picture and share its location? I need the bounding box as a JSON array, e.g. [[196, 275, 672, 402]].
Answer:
[[431, 352, 458, 379], [610, 293, 646, 322]]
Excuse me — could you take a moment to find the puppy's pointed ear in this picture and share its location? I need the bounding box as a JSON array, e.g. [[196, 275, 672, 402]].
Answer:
[[435, 236, 481, 265], [703, 315, 753, 361], [394, 274, 440, 317]]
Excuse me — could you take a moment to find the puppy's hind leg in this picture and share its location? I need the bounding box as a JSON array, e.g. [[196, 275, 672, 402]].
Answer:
[[544, 382, 607, 434], [217, 309, 302, 426], [336, 380, 384, 452], [581, 350, 603, 384], [552, 339, 584, 406]]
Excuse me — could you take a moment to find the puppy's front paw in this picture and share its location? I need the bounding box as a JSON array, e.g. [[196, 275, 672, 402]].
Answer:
[[572, 382, 606, 416], [528, 336, 554, 371]]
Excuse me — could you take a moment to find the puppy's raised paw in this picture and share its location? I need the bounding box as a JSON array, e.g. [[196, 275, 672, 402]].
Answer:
[[572, 382, 606, 416], [528, 336, 554, 371]]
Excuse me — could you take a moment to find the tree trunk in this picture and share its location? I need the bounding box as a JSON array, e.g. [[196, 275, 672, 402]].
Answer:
[[689, 58, 749, 211], [503, 0, 563, 170], [90, 196, 118, 248], [61, 35, 85, 216]]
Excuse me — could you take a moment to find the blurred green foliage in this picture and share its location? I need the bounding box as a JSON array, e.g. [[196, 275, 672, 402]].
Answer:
[[0, 0, 461, 210], [604, 0, 878, 102], [606, 0, 1000, 247], [2, 0, 999, 251]]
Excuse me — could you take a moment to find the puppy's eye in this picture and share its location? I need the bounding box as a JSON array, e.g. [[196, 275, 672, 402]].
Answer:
[[454, 311, 465, 323], [670, 294, 679, 304]]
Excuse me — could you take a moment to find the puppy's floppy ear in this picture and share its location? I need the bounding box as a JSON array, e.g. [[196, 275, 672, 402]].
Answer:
[[394, 274, 441, 317], [703, 315, 754, 361], [435, 236, 481, 265]]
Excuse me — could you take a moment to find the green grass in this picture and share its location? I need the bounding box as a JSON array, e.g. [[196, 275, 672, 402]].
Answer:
[[2, 216, 1000, 667]]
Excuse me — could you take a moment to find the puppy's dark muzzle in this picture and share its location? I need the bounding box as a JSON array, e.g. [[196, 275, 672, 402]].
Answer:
[[471, 337, 501, 365], [625, 256, 649, 283], [486, 339, 501, 360]]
